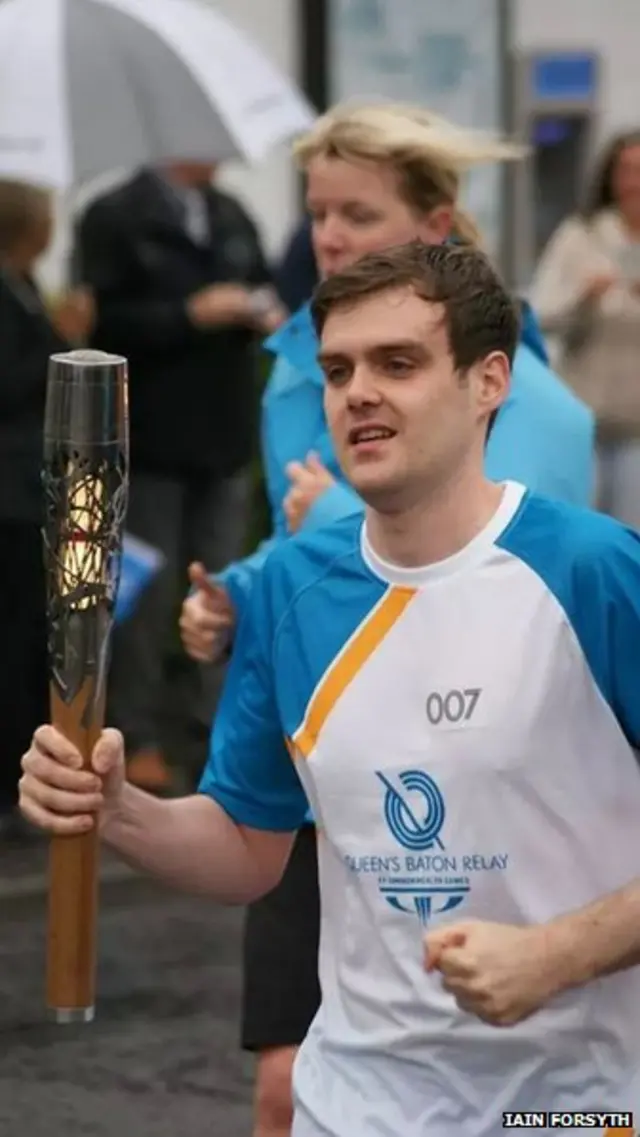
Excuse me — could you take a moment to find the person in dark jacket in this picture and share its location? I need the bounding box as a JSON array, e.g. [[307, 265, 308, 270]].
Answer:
[[274, 217, 318, 313], [0, 181, 92, 837], [74, 162, 285, 789]]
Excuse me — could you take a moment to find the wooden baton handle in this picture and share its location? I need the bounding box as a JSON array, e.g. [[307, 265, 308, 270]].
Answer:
[[46, 682, 104, 1022]]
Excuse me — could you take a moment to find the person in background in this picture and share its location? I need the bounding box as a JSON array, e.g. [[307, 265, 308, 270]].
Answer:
[[74, 161, 286, 792], [180, 102, 595, 1137], [531, 129, 640, 529], [274, 217, 318, 313], [0, 180, 92, 840]]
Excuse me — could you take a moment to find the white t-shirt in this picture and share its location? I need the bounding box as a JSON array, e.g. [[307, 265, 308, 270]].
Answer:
[[201, 482, 640, 1137]]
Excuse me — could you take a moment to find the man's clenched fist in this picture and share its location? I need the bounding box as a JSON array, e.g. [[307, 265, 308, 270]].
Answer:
[[424, 919, 569, 1026], [180, 562, 235, 664]]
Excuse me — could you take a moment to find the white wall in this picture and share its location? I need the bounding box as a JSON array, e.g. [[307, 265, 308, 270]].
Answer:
[[514, 0, 640, 144], [39, 0, 302, 292], [209, 0, 301, 256]]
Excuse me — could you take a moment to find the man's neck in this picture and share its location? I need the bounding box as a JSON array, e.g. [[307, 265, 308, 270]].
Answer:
[[364, 467, 505, 569], [157, 166, 210, 192]]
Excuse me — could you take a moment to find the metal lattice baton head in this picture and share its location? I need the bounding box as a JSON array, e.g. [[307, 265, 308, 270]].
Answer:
[[43, 350, 129, 719]]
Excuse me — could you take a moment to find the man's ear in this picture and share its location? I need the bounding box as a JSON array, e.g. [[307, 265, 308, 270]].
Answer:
[[477, 351, 510, 421]]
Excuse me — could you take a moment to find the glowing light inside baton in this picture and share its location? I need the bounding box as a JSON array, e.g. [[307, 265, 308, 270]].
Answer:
[[58, 465, 107, 609]]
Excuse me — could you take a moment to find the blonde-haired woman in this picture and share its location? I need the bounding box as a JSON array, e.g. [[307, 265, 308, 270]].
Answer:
[[181, 101, 594, 1137]]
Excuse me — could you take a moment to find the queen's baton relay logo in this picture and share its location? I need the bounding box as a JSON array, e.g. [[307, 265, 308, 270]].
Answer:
[[343, 769, 509, 925], [382, 769, 446, 850]]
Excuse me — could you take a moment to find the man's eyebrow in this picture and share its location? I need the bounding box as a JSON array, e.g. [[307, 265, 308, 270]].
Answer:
[[367, 338, 426, 353], [317, 350, 349, 368], [318, 339, 427, 365]]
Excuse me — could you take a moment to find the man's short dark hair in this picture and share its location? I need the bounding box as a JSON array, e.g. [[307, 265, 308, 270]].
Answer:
[[311, 240, 521, 372]]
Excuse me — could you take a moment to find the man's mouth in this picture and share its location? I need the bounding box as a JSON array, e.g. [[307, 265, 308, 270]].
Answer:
[[348, 426, 396, 445]]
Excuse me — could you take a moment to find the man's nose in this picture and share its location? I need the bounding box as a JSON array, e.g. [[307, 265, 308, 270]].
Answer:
[[346, 365, 381, 407]]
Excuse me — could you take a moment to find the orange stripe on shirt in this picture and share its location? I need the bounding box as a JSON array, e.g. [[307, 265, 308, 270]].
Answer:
[[293, 586, 415, 760], [604, 1128, 634, 1135]]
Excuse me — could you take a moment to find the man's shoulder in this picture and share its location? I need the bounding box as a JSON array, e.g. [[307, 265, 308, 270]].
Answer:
[[78, 172, 146, 230], [208, 186, 256, 227], [499, 492, 640, 596], [258, 515, 392, 692], [263, 513, 365, 596], [258, 513, 390, 633], [498, 494, 640, 738]]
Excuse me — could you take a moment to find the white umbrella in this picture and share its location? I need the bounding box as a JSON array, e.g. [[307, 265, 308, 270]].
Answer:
[[0, 0, 315, 189]]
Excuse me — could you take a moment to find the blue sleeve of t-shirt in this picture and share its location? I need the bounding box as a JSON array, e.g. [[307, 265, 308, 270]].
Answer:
[[499, 499, 640, 746], [198, 563, 308, 832], [576, 522, 640, 746]]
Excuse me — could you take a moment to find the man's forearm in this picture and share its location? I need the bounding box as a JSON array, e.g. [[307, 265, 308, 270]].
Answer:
[[548, 878, 640, 992], [101, 784, 291, 904]]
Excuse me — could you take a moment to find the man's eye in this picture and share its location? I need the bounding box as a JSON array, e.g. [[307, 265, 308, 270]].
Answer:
[[385, 358, 414, 376], [325, 366, 350, 385]]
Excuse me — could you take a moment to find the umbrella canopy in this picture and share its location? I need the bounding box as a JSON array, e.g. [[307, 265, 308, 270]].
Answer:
[[0, 0, 314, 188]]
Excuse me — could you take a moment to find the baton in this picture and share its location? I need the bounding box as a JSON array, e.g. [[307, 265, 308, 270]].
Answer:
[[42, 349, 129, 1023]]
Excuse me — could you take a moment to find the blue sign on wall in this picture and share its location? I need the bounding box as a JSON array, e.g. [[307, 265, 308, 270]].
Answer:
[[532, 53, 598, 101]]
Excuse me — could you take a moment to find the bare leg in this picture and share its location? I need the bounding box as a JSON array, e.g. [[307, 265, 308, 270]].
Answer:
[[253, 1045, 297, 1137]]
